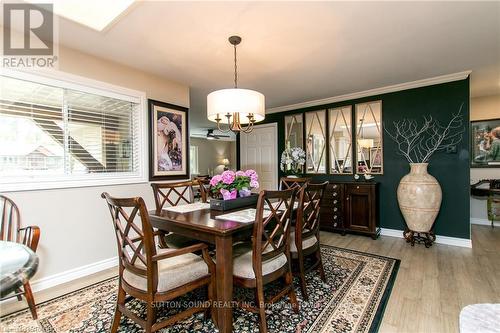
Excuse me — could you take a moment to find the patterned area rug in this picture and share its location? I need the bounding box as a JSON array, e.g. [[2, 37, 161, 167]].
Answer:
[[0, 246, 399, 333]]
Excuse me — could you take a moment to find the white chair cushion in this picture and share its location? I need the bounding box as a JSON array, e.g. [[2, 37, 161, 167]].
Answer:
[[290, 228, 318, 253], [232, 243, 288, 279], [123, 248, 209, 292]]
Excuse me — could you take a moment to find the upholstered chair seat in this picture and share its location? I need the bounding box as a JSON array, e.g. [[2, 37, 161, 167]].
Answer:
[[123, 248, 209, 293], [163, 233, 198, 249], [232, 243, 287, 279], [290, 227, 318, 253]]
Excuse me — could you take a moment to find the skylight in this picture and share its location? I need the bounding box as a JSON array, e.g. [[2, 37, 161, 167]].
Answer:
[[26, 0, 135, 31]]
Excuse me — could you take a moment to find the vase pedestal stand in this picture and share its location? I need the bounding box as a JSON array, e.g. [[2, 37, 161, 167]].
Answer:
[[403, 228, 436, 248]]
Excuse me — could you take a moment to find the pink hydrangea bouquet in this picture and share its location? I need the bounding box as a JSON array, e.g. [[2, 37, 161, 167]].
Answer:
[[210, 169, 259, 200]]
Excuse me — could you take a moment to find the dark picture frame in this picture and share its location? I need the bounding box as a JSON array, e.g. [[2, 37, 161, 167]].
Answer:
[[148, 99, 190, 180], [471, 118, 500, 168]]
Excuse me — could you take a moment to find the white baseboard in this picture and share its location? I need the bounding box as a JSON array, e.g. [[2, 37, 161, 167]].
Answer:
[[30, 256, 118, 293], [470, 217, 500, 227], [380, 228, 472, 248]]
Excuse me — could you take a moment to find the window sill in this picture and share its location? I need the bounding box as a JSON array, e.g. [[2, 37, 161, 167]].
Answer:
[[1, 175, 148, 193]]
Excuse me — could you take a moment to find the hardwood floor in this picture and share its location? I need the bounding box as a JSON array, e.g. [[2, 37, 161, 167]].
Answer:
[[1, 225, 498, 333], [320, 225, 500, 333]]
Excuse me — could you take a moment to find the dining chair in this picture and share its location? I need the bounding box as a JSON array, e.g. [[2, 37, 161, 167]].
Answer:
[[279, 176, 310, 190], [232, 188, 299, 333], [0, 195, 40, 319], [290, 182, 328, 300], [151, 181, 200, 249], [194, 176, 211, 203], [101, 192, 215, 333]]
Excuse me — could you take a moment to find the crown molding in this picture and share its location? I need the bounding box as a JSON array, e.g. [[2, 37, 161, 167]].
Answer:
[[266, 70, 472, 114]]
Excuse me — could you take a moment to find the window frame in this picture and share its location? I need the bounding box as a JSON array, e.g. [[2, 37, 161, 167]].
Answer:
[[0, 68, 148, 192]]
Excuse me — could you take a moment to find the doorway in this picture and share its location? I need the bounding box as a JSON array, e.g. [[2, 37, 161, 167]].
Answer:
[[239, 123, 278, 190]]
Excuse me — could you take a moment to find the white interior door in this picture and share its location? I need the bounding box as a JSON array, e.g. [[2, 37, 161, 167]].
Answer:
[[240, 123, 278, 191]]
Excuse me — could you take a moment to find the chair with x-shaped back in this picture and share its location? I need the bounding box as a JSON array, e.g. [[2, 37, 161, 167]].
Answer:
[[194, 177, 211, 203], [151, 181, 199, 249], [279, 176, 310, 190], [232, 188, 299, 333], [290, 182, 328, 300], [101, 192, 215, 333]]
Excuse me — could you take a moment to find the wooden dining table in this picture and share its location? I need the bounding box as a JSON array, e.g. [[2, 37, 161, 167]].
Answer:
[[149, 207, 255, 333]]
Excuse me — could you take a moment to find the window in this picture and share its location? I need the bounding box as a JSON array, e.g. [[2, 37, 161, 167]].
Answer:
[[190, 145, 199, 175], [0, 70, 146, 191]]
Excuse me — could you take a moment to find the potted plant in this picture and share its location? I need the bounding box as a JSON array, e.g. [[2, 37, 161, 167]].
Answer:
[[209, 169, 260, 211], [280, 142, 306, 177], [385, 107, 464, 247]]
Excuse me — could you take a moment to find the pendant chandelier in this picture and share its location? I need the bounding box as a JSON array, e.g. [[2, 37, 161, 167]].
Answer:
[[207, 36, 265, 133]]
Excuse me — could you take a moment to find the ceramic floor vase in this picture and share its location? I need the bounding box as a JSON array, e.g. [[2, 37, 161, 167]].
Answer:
[[397, 163, 442, 232]]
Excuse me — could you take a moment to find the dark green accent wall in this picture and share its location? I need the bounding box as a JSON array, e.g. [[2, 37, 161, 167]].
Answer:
[[241, 79, 470, 239]]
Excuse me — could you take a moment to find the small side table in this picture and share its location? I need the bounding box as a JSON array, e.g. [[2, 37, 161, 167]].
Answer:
[[0, 241, 39, 298]]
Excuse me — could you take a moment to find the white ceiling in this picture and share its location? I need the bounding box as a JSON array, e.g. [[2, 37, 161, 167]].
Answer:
[[15, 1, 500, 131]]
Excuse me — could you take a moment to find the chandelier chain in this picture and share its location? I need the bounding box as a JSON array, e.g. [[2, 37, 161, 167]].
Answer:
[[233, 44, 238, 88]]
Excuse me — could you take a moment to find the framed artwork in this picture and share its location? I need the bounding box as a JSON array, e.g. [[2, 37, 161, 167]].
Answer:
[[148, 99, 189, 180], [471, 118, 500, 168]]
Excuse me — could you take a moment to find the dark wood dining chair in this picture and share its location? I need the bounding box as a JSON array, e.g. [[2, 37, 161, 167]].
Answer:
[[151, 181, 200, 249], [290, 182, 328, 300], [279, 176, 310, 190], [101, 192, 215, 333], [233, 188, 299, 333], [194, 176, 211, 203], [0, 195, 40, 319]]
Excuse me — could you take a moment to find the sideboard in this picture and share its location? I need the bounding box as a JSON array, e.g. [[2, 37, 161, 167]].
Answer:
[[319, 181, 380, 239]]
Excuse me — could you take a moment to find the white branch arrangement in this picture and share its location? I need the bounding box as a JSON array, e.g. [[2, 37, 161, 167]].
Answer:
[[384, 104, 465, 163]]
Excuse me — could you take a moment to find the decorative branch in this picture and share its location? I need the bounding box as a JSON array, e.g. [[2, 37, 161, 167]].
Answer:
[[384, 103, 465, 163]]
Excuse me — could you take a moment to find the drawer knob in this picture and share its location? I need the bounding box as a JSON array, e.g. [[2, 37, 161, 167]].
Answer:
[[334, 207, 338, 212], [333, 200, 338, 204], [333, 192, 337, 196], [356, 186, 360, 189], [334, 215, 337, 219], [333, 185, 337, 189]]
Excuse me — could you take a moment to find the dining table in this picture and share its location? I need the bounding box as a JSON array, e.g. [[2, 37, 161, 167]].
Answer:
[[149, 206, 255, 333]]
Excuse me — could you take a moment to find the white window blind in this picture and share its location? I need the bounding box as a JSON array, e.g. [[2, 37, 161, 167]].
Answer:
[[0, 72, 145, 190]]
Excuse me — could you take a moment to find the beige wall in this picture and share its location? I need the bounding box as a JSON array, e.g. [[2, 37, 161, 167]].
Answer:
[[190, 137, 236, 175], [470, 94, 500, 222], [59, 46, 188, 107], [470, 95, 500, 121], [2, 45, 189, 288]]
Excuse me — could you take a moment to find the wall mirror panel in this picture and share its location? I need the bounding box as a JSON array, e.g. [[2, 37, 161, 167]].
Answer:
[[284, 113, 303, 148], [328, 106, 353, 174], [305, 110, 326, 173], [355, 101, 383, 174]]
